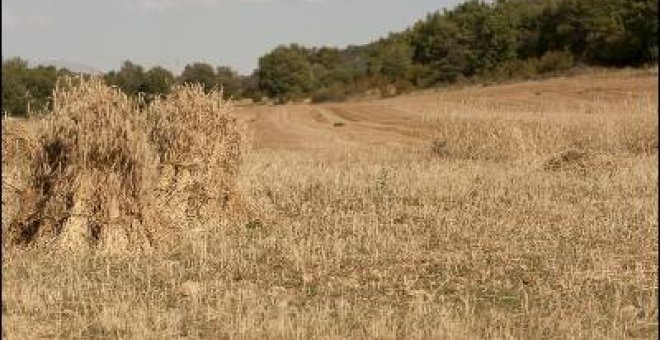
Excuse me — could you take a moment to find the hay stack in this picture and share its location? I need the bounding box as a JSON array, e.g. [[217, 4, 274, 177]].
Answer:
[[2, 120, 39, 235], [148, 84, 244, 230], [4, 77, 244, 252]]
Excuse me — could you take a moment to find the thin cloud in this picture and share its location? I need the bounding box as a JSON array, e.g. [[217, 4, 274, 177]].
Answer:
[[2, 10, 51, 29], [2, 11, 19, 28], [112, 0, 341, 12]]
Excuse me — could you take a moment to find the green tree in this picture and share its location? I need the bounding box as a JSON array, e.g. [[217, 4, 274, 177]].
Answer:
[[238, 71, 262, 102], [366, 38, 413, 82], [584, 0, 658, 65], [411, 13, 470, 83], [105, 61, 148, 96], [105, 61, 175, 102], [2, 58, 30, 116], [1, 58, 60, 116], [179, 62, 217, 92], [624, 0, 659, 63], [24, 65, 59, 112], [144, 66, 175, 97], [257, 44, 315, 103], [216, 66, 242, 99], [309, 47, 344, 70]]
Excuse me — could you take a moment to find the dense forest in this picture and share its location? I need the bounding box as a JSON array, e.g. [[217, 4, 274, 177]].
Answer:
[[3, 0, 657, 115]]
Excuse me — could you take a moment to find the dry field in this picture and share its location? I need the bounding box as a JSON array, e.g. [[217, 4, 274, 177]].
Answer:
[[2, 69, 658, 339]]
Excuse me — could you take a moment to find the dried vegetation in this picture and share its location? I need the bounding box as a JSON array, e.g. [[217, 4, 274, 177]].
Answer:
[[2, 77, 244, 252], [2, 70, 657, 339]]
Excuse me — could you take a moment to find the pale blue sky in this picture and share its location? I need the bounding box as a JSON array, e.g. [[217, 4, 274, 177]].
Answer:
[[2, 0, 463, 75]]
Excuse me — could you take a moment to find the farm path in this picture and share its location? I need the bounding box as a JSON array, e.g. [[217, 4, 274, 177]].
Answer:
[[236, 70, 658, 152]]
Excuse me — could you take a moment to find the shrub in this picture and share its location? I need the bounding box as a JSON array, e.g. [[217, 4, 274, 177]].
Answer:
[[498, 59, 539, 80], [311, 86, 348, 103], [537, 50, 575, 74]]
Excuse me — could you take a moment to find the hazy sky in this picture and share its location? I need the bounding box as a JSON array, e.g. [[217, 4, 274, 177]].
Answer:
[[2, 0, 464, 75]]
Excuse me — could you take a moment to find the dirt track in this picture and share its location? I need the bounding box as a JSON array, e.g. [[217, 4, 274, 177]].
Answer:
[[237, 69, 658, 151]]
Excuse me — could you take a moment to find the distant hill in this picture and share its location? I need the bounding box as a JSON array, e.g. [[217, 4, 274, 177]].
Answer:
[[28, 59, 104, 75]]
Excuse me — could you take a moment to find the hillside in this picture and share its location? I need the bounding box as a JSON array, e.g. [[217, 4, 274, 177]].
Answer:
[[238, 68, 658, 151], [3, 66, 657, 339]]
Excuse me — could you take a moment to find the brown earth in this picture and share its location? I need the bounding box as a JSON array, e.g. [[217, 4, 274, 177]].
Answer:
[[238, 69, 657, 151]]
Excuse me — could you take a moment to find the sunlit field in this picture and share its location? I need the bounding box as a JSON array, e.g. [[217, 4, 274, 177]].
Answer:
[[3, 69, 657, 339]]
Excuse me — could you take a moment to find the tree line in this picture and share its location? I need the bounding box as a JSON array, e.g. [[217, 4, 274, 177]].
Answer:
[[257, 0, 657, 103], [1, 59, 260, 116], [2, 0, 657, 115]]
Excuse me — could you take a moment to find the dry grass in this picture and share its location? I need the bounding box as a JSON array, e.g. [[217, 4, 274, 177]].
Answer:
[[2, 120, 39, 232], [2, 70, 657, 339], [2, 77, 243, 252], [422, 90, 657, 163], [148, 84, 248, 238]]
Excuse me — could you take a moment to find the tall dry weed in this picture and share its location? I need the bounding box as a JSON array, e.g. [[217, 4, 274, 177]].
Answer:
[[2, 120, 39, 237], [3, 77, 245, 252], [6, 78, 159, 251], [148, 84, 247, 231], [427, 94, 658, 165]]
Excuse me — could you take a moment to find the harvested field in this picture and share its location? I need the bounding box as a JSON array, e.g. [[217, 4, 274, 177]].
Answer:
[[238, 69, 657, 153], [2, 69, 658, 339]]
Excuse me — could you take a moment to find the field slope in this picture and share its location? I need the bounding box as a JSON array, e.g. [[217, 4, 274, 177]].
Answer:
[[239, 69, 657, 152], [3, 69, 658, 339]]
